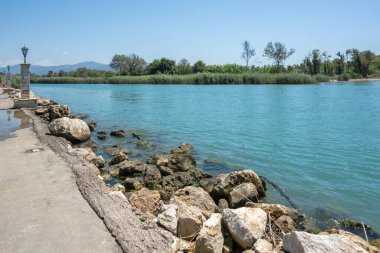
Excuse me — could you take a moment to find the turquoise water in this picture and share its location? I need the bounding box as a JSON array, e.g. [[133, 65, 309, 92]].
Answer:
[[32, 83, 380, 231]]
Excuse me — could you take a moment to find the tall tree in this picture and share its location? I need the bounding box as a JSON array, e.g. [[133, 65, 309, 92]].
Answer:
[[192, 60, 206, 73], [263, 42, 295, 71], [110, 54, 128, 73], [241, 41, 256, 71], [124, 54, 146, 76], [177, 59, 192, 75]]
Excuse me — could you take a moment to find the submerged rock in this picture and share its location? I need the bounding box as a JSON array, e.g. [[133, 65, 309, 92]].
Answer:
[[222, 207, 267, 249], [86, 121, 96, 131], [137, 140, 153, 148], [104, 146, 130, 156], [48, 117, 90, 143], [171, 143, 193, 156], [97, 131, 107, 140], [195, 213, 224, 253], [109, 152, 128, 165], [110, 129, 125, 137]]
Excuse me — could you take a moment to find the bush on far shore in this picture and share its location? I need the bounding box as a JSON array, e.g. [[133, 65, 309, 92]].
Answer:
[[31, 73, 330, 85]]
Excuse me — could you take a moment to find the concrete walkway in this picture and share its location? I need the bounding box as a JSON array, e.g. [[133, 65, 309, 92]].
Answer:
[[0, 126, 122, 252]]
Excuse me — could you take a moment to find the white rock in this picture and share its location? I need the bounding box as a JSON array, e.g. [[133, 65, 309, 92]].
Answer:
[[158, 204, 178, 235], [195, 213, 224, 253], [283, 231, 370, 253], [48, 117, 90, 142], [254, 239, 273, 253], [222, 207, 267, 249]]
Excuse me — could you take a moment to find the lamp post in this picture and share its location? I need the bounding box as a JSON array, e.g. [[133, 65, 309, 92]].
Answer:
[[21, 46, 28, 64], [20, 46, 30, 98]]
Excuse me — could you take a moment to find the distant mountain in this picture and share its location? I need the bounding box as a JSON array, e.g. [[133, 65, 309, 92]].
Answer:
[[0, 61, 113, 75]]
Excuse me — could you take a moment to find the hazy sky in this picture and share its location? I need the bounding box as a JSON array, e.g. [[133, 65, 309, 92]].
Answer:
[[1, 0, 379, 67]]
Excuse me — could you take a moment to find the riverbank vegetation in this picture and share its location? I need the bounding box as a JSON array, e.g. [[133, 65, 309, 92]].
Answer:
[[31, 41, 380, 84]]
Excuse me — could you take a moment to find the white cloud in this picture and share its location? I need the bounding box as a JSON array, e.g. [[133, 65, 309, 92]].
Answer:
[[34, 60, 52, 66], [0, 59, 22, 67], [63, 52, 70, 55]]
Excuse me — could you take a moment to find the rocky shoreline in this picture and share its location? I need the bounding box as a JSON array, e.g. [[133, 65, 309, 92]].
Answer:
[[29, 98, 380, 253]]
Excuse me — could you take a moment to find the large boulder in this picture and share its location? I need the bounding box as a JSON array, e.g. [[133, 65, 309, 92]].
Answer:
[[283, 231, 374, 253], [48, 117, 90, 143], [319, 229, 380, 253], [108, 160, 145, 178], [157, 204, 178, 235], [128, 188, 161, 217], [200, 170, 266, 201], [195, 213, 224, 253], [171, 186, 217, 218], [228, 182, 258, 208], [48, 104, 71, 120], [222, 207, 267, 249], [177, 204, 206, 241]]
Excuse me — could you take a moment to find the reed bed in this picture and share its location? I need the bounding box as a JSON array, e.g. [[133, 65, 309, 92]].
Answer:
[[31, 73, 330, 85]]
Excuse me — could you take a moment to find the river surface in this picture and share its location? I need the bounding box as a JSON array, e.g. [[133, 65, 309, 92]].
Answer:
[[32, 82, 380, 231]]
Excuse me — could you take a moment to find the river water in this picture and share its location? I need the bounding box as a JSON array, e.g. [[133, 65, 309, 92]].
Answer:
[[32, 82, 380, 231]]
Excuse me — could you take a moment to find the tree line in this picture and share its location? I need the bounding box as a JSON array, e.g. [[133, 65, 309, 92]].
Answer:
[[43, 41, 380, 80]]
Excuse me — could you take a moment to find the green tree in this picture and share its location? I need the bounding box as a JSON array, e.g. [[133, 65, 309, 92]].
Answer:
[[146, 58, 176, 74], [241, 40, 256, 71], [176, 59, 192, 75], [192, 60, 206, 73], [263, 42, 295, 71], [110, 54, 127, 73], [124, 54, 146, 76]]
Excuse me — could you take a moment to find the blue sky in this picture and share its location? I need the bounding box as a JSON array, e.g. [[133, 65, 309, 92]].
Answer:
[[1, 0, 379, 67]]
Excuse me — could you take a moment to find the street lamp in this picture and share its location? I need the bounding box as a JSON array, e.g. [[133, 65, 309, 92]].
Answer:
[[7, 65, 10, 74], [21, 46, 29, 64]]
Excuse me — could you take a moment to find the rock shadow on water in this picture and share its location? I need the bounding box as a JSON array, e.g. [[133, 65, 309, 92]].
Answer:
[[302, 206, 380, 240], [0, 110, 32, 141]]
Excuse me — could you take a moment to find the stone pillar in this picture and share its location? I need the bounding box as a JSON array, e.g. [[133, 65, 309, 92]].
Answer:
[[20, 63, 30, 98], [5, 73, 12, 88]]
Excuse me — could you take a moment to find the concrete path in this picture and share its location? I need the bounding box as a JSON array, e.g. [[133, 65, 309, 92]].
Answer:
[[0, 127, 122, 252], [0, 92, 14, 109]]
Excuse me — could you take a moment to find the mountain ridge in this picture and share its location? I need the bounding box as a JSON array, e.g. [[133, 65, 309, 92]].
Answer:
[[0, 61, 113, 75]]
